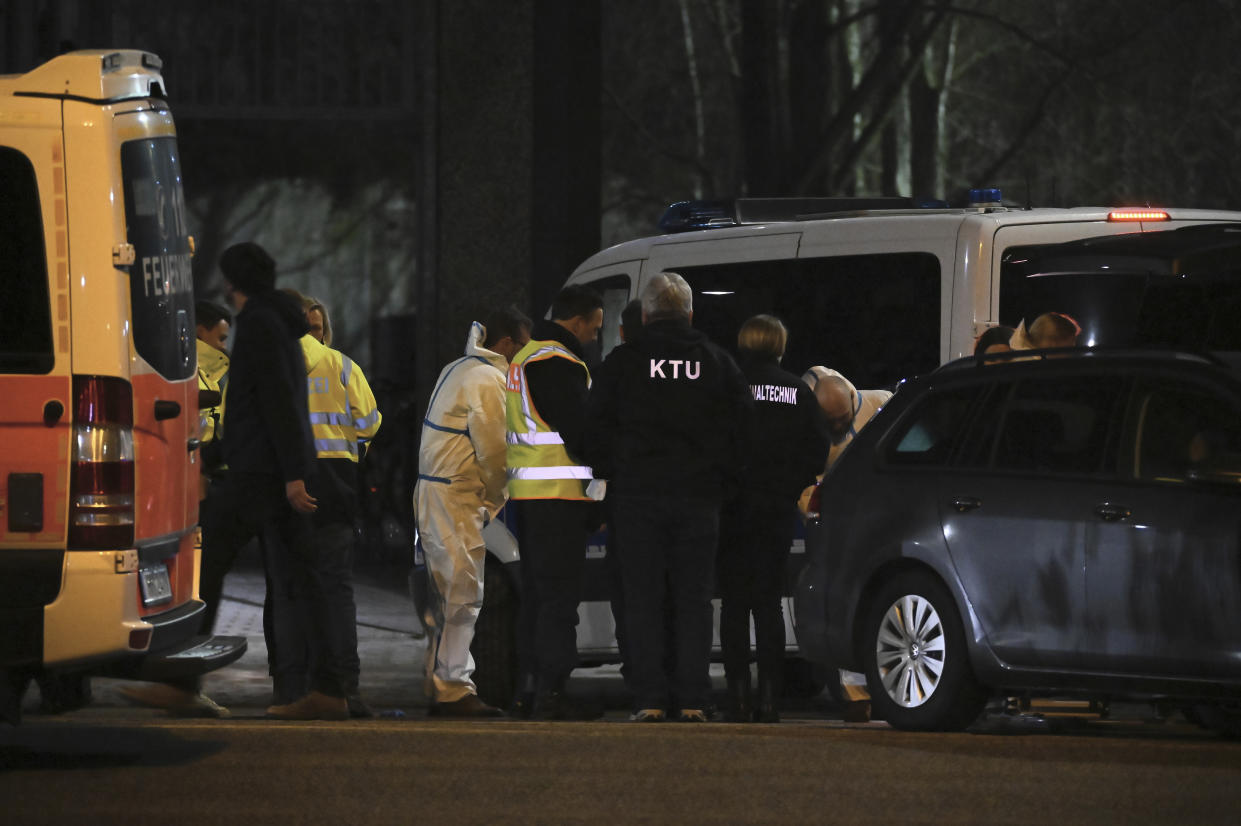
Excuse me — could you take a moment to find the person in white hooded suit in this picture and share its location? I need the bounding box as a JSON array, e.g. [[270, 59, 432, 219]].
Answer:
[[415, 307, 531, 717], [800, 366, 892, 723], [802, 366, 893, 468]]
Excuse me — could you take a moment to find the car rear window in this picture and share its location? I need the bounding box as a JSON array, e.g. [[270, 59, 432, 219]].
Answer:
[[0, 146, 53, 374], [121, 137, 194, 380]]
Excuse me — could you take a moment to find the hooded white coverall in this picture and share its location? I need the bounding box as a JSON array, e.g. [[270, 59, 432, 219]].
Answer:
[[414, 322, 510, 702], [802, 366, 893, 469], [801, 366, 893, 702]]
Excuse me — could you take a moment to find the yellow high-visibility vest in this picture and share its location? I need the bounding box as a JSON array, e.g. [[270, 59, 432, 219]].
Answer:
[[197, 338, 228, 445], [302, 335, 382, 462], [505, 338, 592, 500]]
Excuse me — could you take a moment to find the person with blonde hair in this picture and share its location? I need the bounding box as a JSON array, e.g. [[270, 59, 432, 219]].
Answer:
[[1010, 312, 1080, 350], [717, 315, 826, 722], [297, 295, 333, 346]]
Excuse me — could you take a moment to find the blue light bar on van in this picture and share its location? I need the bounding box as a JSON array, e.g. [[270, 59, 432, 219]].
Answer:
[[658, 196, 925, 233], [659, 201, 737, 233], [968, 188, 1002, 207]]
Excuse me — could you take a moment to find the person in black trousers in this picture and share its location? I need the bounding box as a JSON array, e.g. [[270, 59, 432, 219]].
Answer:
[[203, 243, 348, 720], [506, 286, 606, 720], [718, 315, 827, 722], [586, 272, 752, 722]]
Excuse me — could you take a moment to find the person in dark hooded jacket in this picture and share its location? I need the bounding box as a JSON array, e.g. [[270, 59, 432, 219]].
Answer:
[[203, 243, 352, 720], [586, 272, 752, 722]]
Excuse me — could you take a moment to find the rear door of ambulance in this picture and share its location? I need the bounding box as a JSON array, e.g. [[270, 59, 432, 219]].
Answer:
[[79, 99, 201, 623], [0, 93, 73, 671]]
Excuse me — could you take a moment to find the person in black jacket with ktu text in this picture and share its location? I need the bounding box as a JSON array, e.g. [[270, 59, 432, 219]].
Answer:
[[586, 272, 752, 723]]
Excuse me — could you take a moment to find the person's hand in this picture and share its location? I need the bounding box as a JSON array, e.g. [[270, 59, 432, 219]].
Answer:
[[285, 479, 318, 514]]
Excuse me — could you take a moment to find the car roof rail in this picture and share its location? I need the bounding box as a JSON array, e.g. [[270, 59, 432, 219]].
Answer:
[[951, 345, 1227, 371], [658, 196, 928, 232]]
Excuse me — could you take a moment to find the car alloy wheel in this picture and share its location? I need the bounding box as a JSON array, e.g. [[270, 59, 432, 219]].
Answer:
[[875, 593, 945, 708], [862, 571, 987, 731]]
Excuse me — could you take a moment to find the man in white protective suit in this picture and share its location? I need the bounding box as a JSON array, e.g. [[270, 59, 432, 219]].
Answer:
[[800, 366, 893, 724], [415, 307, 531, 717]]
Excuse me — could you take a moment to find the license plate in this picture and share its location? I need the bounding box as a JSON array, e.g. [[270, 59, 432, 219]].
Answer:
[[139, 564, 172, 607]]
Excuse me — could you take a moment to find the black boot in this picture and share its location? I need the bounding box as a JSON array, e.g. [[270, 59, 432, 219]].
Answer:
[[509, 673, 536, 719], [755, 674, 780, 723], [725, 675, 752, 723], [534, 688, 603, 721]]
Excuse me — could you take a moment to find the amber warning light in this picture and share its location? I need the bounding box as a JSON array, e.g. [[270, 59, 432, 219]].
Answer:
[[1108, 209, 1171, 222]]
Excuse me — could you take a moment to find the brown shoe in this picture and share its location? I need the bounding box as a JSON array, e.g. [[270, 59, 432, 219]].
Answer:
[[842, 701, 871, 723], [266, 691, 349, 721], [428, 693, 505, 718]]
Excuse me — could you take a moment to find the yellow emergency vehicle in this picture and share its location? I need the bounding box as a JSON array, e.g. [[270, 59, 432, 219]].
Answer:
[[0, 50, 245, 723]]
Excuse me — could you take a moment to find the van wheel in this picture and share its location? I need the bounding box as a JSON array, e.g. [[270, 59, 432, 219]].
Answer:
[[862, 572, 986, 731], [35, 670, 93, 714], [471, 557, 518, 710]]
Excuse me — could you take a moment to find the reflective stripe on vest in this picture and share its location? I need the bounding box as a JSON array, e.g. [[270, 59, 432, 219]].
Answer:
[[315, 437, 359, 458], [509, 465, 593, 480], [506, 430, 565, 446], [505, 339, 593, 500]]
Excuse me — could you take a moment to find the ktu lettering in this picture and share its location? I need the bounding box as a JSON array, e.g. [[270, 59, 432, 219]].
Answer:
[[649, 359, 701, 380]]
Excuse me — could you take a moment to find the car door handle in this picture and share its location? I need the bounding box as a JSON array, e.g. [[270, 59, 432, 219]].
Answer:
[[951, 496, 981, 513], [1094, 503, 1132, 522], [187, 438, 201, 452]]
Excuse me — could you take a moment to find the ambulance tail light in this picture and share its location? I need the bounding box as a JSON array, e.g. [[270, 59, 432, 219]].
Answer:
[[1108, 209, 1170, 222], [68, 376, 135, 550]]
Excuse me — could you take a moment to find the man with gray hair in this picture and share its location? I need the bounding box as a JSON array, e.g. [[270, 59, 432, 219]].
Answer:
[[586, 272, 752, 722]]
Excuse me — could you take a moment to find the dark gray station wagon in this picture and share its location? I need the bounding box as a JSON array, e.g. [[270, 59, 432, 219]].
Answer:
[[795, 349, 1241, 732]]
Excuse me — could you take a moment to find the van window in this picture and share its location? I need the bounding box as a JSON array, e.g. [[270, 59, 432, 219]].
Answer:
[[1001, 231, 1241, 351], [121, 137, 194, 380], [0, 146, 53, 374], [590, 274, 633, 363], [677, 252, 939, 388]]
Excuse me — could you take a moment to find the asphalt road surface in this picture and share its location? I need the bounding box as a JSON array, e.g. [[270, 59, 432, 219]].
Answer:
[[3, 707, 1239, 825]]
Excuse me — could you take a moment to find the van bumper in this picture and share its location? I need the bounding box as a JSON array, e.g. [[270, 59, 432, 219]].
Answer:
[[127, 634, 248, 682], [103, 597, 246, 680]]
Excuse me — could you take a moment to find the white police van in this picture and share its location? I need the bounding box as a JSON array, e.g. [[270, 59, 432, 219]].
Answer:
[[418, 191, 1241, 708]]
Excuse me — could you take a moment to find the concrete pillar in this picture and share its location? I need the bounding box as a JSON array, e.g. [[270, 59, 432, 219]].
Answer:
[[415, 0, 600, 404]]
